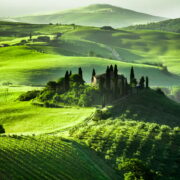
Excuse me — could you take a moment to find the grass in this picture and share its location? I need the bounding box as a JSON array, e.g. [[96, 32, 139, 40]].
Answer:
[[0, 23, 180, 87], [0, 135, 118, 180], [0, 86, 95, 134], [0, 46, 180, 86]]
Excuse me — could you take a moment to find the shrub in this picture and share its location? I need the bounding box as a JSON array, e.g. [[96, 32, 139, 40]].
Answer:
[[119, 159, 155, 180], [37, 36, 50, 42], [101, 26, 115, 31], [156, 88, 165, 96], [47, 81, 57, 90], [39, 90, 54, 101], [0, 125, 5, 134], [92, 109, 111, 121], [19, 90, 40, 101]]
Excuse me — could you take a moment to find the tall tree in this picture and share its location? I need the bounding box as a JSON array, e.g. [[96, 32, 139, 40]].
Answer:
[[146, 76, 149, 88], [110, 64, 113, 72], [130, 66, 135, 85], [64, 71, 70, 91], [114, 64, 118, 77], [99, 77, 105, 91], [139, 76, 145, 89], [106, 66, 111, 90], [124, 78, 128, 95], [91, 68, 96, 83], [69, 70, 72, 76], [78, 67, 83, 79]]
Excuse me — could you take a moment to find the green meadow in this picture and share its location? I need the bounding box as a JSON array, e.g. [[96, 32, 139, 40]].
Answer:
[[0, 86, 95, 134]]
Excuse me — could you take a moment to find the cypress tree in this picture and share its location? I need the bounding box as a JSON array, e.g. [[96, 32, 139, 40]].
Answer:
[[124, 78, 128, 95], [146, 76, 149, 88], [99, 77, 105, 91], [114, 64, 118, 77], [113, 65, 118, 98], [130, 66, 135, 85], [106, 66, 111, 90], [69, 70, 72, 76], [78, 67, 83, 79], [64, 71, 70, 91], [110, 65, 113, 72], [139, 76, 145, 89], [91, 68, 96, 83]]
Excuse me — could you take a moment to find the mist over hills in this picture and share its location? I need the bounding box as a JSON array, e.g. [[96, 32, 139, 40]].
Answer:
[[12, 4, 166, 27]]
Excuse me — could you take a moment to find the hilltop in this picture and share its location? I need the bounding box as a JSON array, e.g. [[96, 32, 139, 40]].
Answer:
[[126, 18, 180, 33], [13, 4, 166, 27]]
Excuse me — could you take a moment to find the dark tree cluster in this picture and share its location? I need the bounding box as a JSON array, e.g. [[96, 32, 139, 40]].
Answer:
[[46, 68, 84, 93], [130, 66, 149, 89]]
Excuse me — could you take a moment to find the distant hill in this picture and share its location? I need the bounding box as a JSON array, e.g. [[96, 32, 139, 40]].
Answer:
[[14, 4, 166, 28], [126, 18, 180, 33]]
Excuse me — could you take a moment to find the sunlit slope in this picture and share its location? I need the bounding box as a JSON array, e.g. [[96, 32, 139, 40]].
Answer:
[[14, 4, 165, 27], [0, 46, 180, 86], [0, 86, 95, 134], [0, 136, 118, 180], [63, 28, 180, 75], [0, 23, 179, 76]]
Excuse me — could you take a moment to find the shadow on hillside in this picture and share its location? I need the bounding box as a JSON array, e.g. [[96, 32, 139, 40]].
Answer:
[[109, 89, 180, 128]]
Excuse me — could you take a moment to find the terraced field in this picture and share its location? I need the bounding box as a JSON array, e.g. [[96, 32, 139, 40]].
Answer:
[[0, 135, 118, 180]]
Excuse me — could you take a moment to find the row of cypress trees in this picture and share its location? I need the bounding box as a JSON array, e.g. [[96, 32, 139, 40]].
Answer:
[[64, 67, 83, 91], [63, 66, 149, 93], [130, 67, 149, 89]]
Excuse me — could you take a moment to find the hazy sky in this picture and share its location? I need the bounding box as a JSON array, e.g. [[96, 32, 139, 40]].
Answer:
[[0, 0, 180, 18]]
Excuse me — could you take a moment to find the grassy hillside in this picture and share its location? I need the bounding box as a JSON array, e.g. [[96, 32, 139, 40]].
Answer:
[[0, 22, 180, 86], [0, 86, 95, 134], [0, 46, 180, 86], [63, 28, 180, 75], [110, 89, 180, 127], [126, 18, 180, 33], [0, 135, 118, 180], [70, 90, 180, 179], [14, 4, 165, 27]]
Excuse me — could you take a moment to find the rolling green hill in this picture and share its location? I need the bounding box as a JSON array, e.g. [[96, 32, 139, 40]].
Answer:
[[0, 135, 118, 180], [0, 22, 180, 86], [14, 4, 165, 28], [125, 18, 180, 33]]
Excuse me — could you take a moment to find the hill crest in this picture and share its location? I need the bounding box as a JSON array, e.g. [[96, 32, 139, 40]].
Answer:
[[13, 4, 166, 27]]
